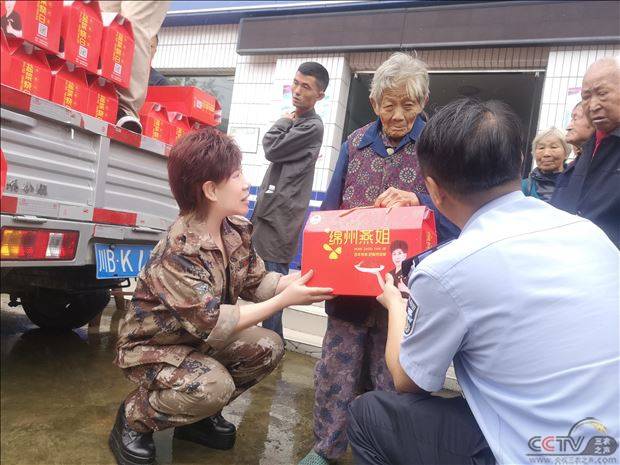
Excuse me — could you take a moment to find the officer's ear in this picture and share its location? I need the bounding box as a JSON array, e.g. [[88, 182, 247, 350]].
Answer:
[[425, 176, 444, 210], [201, 181, 218, 202]]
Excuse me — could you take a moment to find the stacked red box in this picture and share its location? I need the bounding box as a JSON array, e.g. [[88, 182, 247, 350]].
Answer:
[[60, 0, 103, 74], [190, 120, 209, 131], [167, 111, 191, 145], [98, 12, 133, 89], [1, 38, 51, 99], [146, 86, 221, 127], [0, 30, 9, 84], [87, 75, 117, 124], [49, 58, 89, 113], [301, 207, 437, 296], [139, 102, 172, 143], [0, 0, 62, 54]]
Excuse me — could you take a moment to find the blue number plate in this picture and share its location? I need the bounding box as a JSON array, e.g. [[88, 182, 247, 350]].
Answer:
[[95, 243, 154, 279]]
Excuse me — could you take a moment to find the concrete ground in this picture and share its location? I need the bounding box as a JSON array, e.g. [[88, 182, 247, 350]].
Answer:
[[0, 295, 354, 465]]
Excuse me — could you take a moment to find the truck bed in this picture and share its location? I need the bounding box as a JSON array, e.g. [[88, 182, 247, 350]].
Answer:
[[1, 86, 179, 268]]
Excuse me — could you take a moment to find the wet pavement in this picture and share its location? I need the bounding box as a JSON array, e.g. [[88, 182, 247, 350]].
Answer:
[[0, 295, 354, 465]]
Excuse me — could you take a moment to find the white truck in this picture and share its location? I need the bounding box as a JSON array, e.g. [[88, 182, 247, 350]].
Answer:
[[0, 85, 179, 330]]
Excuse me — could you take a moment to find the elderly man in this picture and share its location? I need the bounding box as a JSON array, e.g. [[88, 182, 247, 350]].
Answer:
[[298, 53, 458, 465], [348, 98, 619, 465], [552, 56, 620, 248]]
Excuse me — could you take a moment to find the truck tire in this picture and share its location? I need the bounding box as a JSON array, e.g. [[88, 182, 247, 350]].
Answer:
[[21, 289, 111, 330]]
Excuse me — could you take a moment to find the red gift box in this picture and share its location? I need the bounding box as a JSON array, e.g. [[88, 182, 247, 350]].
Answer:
[[49, 58, 89, 113], [167, 111, 192, 145], [2, 38, 51, 99], [301, 206, 437, 296], [189, 120, 210, 131], [139, 102, 172, 143], [60, 0, 103, 74], [98, 11, 133, 89], [0, 0, 62, 54], [0, 29, 9, 84], [146, 86, 221, 126], [87, 74, 117, 123]]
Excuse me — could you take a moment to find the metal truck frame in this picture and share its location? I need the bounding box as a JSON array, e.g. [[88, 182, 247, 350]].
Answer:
[[1, 85, 178, 329]]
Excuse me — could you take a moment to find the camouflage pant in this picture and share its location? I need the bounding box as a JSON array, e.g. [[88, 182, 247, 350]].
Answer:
[[122, 326, 284, 432], [313, 312, 395, 460]]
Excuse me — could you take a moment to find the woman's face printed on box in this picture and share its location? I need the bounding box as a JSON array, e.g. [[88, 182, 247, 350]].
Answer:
[[392, 248, 407, 269]]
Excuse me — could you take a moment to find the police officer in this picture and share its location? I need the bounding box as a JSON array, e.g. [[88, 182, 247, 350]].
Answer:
[[347, 99, 620, 465]]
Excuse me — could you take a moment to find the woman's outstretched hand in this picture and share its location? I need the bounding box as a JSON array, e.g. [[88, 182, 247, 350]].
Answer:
[[278, 270, 334, 307], [275, 271, 300, 294]]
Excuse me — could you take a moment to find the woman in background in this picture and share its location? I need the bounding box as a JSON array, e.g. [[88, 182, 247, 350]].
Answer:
[[523, 127, 571, 202]]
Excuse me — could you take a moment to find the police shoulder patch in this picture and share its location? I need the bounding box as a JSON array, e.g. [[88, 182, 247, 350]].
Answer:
[[404, 296, 419, 336]]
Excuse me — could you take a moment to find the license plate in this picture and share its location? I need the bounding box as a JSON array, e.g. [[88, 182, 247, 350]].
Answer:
[[95, 243, 154, 279]]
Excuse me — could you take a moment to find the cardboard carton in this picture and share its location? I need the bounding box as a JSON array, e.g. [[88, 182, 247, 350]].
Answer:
[[49, 58, 89, 112], [98, 11, 133, 89], [2, 39, 51, 99], [301, 206, 437, 296], [60, 0, 103, 74], [167, 111, 191, 145], [87, 74, 117, 123], [139, 102, 172, 143], [0, 29, 9, 84], [146, 86, 221, 126], [0, 0, 62, 54]]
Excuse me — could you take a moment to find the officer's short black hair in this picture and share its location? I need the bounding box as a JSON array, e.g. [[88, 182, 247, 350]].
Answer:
[[417, 98, 523, 196], [297, 62, 329, 92]]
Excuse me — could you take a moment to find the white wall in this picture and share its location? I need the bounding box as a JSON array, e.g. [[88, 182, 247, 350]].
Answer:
[[227, 54, 278, 191], [153, 24, 239, 73]]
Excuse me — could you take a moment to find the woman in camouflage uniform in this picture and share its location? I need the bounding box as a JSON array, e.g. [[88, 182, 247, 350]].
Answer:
[[109, 127, 333, 465]]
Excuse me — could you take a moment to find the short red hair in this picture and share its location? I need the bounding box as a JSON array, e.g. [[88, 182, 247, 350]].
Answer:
[[167, 127, 242, 214]]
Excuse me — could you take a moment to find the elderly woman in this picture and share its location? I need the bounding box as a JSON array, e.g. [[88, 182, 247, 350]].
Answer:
[[522, 127, 571, 202], [298, 53, 459, 465], [109, 128, 333, 465]]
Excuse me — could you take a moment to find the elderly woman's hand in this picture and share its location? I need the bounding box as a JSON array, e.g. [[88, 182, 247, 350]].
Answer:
[[374, 187, 420, 208]]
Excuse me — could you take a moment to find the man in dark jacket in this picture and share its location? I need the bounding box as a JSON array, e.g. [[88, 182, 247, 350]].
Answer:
[[551, 57, 620, 248], [252, 62, 329, 339]]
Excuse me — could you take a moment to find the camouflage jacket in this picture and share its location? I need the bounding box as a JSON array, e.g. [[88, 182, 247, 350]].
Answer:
[[115, 215, 282, 369]]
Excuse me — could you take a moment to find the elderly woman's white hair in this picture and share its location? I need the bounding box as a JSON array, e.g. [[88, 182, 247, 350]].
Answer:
[[531, 127, 571, 157], [370, 52, 430, 105]]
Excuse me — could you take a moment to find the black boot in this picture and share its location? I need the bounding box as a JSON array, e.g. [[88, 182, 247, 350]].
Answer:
[[109, 404, 155, 465], [173, 412, 236, 450]]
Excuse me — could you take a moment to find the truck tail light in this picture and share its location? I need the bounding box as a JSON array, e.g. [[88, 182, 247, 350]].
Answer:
[[0, 228, 79, 260]]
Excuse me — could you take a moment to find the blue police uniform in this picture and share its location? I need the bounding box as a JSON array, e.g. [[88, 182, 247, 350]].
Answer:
[[349, 191, 620, 465]]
